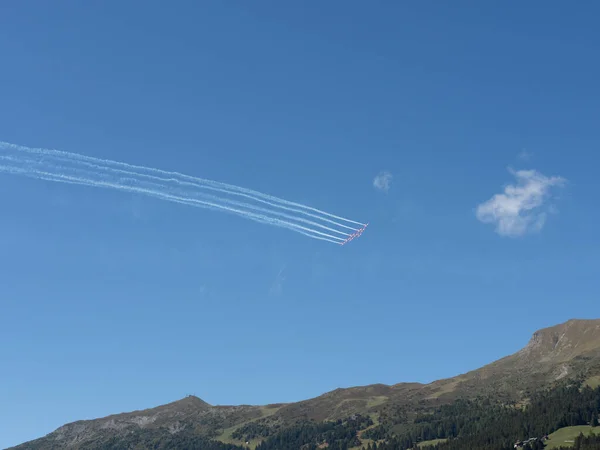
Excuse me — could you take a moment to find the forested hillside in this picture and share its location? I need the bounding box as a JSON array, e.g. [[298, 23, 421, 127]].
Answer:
[[237, 382, 600, 450], [369, 384, 600, 449]]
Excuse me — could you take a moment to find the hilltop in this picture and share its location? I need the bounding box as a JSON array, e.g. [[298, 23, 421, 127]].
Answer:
[[10, 319, 600, 450]]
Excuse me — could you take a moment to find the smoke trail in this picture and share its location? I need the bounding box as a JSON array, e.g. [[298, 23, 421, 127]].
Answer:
[[45, 151, 363, 232], [0, 163, 347, 243], [0, 152, 351, 237], [0, 141, 368, 244], [1, 141, 365, 228]]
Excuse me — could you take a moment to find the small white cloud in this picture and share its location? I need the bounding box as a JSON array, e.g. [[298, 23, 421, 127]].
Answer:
[[475, 168, 566, 237], [373, 170, 393, 193]]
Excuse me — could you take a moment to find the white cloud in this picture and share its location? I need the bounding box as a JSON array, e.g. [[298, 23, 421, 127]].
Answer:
[[475, 169, 566, 237], [373, 170, 393, 193]]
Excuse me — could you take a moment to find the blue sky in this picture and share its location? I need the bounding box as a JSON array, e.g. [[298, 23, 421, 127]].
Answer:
[[1, 1, 599, 447]]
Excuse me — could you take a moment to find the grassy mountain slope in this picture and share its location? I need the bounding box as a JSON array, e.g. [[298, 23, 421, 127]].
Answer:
[[10, 319, 600, 450], [545, 425, 600, 449], [421, 318, 600, 401]]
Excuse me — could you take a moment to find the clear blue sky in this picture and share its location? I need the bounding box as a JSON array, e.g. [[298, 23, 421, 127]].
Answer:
[[1, 1, 599, 447]]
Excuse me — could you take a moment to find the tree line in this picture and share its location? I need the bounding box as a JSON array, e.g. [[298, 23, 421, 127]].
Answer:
[[254, 414, 374, 450], [369, 384, 600, 450]]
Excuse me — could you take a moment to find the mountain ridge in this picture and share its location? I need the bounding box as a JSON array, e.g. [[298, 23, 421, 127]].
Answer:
[[10, 318, 600, 450]]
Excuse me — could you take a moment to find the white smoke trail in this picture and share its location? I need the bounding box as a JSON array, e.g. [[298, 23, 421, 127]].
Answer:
[[0, 152, 351, 237], [0, 141, 365, 228], [0, 163, 347, 243], [45, 151, 363, 232], [0, 141, 367, 244]]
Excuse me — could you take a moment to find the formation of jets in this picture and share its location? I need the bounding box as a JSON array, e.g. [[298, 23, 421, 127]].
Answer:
[[340, 223, 368, 245]]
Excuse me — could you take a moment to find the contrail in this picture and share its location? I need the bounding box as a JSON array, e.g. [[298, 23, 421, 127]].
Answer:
[[43, 151, 363, 232], [0, 141, 368, 244], [0, 163, 347, 244], [1, 141, 366, 228], [0, 152, 350, 238]]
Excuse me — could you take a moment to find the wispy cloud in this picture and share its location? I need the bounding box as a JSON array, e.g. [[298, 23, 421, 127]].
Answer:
[[269, 264, 286, 297], [373, 170, 393, 193], [475, 168, 566, 237], [518, 150, 533, 161]]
